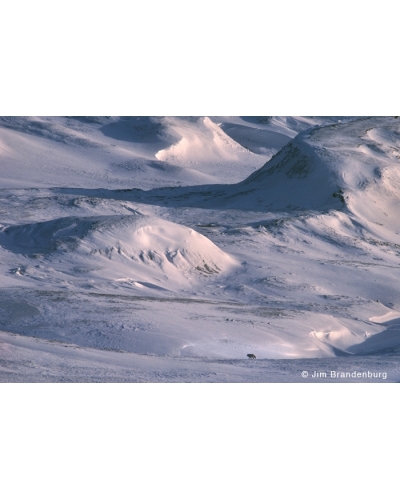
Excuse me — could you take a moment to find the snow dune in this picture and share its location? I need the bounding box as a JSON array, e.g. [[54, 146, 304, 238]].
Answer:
[[0, 116, 290, 189], [155, 117, 249, 164], [107, 117, 400, 217], [0, 214, 237, 288], [233, 117, 400, 213]]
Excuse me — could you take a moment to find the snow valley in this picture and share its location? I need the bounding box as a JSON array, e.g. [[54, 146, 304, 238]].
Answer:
[[1, 116, 400, 382]]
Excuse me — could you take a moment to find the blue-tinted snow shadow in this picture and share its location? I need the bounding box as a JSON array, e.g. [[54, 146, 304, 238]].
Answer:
[[53, 181, 336, 213], [220, 123, 291, 153], [347, 317, 400, 355], [99, 117, 177, 146], [239, 117, 272, 125]]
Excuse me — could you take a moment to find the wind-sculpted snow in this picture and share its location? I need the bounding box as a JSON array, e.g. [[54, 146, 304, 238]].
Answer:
[[0, 215, 237, 289], [0, 116, 289, 189], [1, 116, 400, 381], [111, 117, 400, 218], [243, 116, 400, 215], [155, 117, 250, 166]]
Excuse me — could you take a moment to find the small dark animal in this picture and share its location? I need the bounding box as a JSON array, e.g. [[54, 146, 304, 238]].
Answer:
[[247, 354, 256, 359]]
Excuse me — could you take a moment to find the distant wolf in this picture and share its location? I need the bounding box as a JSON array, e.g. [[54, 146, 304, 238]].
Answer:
[[247, 354, 256, 359]]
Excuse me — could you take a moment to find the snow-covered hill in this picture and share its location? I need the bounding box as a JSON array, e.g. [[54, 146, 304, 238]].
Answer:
[[0, 214, 237, 290], [1, 116, 400, 381], [0, 116, 300, 189]]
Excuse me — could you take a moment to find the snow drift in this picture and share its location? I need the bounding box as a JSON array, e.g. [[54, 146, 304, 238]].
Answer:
[[0, 215, 237, 287], [130, 117, 400, 223], [239, 116, 400, 215]]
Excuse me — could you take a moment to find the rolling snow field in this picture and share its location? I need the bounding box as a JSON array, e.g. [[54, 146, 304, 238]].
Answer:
[[1, 116, 400, 382]]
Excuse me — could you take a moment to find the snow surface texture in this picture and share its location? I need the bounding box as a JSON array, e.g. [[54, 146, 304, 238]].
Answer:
[[1, 116, 400, 382]]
